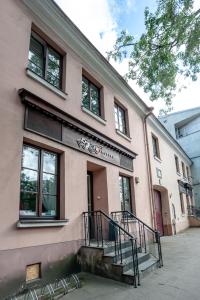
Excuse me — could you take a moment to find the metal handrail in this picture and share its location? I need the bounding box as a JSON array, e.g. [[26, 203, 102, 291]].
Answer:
[[83, 210, 140, 287], [111, 210, 163, 267], [111, 210, 156, 234]]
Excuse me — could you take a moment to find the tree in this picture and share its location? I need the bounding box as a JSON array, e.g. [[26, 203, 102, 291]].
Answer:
[[107, 0, 200, 111]]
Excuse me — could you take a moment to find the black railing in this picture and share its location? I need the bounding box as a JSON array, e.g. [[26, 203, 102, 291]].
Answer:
[[83, 210, 140, 287], [188, 205, 200, 218], [111, 211, 163, 268]]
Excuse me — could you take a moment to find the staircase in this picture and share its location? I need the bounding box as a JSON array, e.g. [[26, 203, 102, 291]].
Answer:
[[79, 210, 163, 287]]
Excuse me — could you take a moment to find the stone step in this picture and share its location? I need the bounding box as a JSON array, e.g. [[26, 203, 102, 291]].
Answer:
[[103, 245, 143, 263], [111, 252, 150, 276], [103, 240, 133, 254], [122, 256, 158, 284]]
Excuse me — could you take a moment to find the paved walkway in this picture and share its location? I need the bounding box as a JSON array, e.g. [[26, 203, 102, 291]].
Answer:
[[62, 228, 200, 300]]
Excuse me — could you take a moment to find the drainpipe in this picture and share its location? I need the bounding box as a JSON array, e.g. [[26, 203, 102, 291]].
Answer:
[[143, 107, 156, 229]]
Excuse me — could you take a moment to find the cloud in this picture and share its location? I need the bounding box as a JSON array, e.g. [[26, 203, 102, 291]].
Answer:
[[55, 0, 200, 116], [55, 0, 117, 56]]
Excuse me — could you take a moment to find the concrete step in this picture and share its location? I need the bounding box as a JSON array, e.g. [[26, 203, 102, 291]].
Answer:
[[111, 252, 150, 274], [103, 245, 142, 263], [103, 240, 132, 254], [122, 256, 158, 284]]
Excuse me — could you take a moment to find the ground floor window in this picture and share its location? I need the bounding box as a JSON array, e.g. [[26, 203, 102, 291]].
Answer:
[[20, 144, 58, 218], [119, 175, 132, 212], [180, 192, 185, 214]]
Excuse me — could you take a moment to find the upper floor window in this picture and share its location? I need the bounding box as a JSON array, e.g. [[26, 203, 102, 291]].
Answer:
[[181, 162, 186, 178], [82, 76, 101, 116], [28, 31, 62, 89], [114, 103, 128, 135], [20, 144, 59, 219], [119, 175, 132, 212], [175, 155, 180, 173], [152, 134, 160, 159], [186, 166, 190, 180]]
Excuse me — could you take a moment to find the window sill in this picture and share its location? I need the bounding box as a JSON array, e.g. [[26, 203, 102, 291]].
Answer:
[[116, 129, 131, 142], [16, 219, 69, 228], [81, 106, 106, 125], [26, 69, 67, 100], [154, 156, 162, 163]]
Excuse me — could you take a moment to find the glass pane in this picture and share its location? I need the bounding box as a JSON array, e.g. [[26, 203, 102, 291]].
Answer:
[[82, 77, 90, 110], [123, 177, 131, 212], [42, 173, 57, 195], [43, 152, 57, 174], [47, 48, 61, 88], [20, 192, 37, 216], [152, 137, 158, 156], [28, 36, 44, 76], [118, 107, 126, 134], [47, 72, 60, 88], [119, 176, 124, 209], [22, 145, 39, 170], [114, 106, 119, 130], [21, 169, 38, 192], [48, 48, 60, 66], [42, 195, 56, 216], [91, 84, 100, 116]]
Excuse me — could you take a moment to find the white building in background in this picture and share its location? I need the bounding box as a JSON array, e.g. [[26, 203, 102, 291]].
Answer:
[[159, 107, 200, 207]]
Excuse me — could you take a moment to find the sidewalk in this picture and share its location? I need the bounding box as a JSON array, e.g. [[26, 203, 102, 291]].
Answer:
[[62, 228, 200, 300]]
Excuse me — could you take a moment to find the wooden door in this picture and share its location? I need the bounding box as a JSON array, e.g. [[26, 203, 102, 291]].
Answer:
[[154, 190, 164, 236]]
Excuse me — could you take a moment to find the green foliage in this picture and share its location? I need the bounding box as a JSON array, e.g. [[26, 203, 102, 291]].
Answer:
[[107, 0, 200, 108]]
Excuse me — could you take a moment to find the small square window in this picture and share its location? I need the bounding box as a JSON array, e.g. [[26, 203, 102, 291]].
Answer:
[[26, 263, 41, 282], [152, 134, 160, 159]]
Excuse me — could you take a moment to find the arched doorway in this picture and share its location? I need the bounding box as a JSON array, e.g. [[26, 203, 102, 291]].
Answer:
[[154, 190, 164, 236], [153, 185, 172, 236]]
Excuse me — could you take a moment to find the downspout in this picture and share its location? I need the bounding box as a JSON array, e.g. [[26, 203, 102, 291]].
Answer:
[[143, 107, 156, 229]]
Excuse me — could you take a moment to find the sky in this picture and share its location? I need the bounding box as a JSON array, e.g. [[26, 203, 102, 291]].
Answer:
[[55, 0, 200, 116]]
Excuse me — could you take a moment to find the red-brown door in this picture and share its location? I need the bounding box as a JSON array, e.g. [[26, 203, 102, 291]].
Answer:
[[154, 190, 164, 236]]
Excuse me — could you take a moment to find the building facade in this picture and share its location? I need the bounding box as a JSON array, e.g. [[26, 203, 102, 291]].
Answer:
[[147, 116, 192, 235], [159, 107, 200, 207], [0, 0, 193, 297]]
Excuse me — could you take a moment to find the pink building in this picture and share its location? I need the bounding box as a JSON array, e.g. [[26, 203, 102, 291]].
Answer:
[[0, 0, 193, 297]]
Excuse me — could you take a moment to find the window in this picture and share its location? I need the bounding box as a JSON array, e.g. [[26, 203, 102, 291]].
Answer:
[[82, 76, 101, 116], [180, 192, 185, 214], [119, 176, 132, 212], [20, 144, 59, 218], [175, 155, 180, 173], [181, 162, 186, 178], [152, 134, 160, 159], [114, 103, 128, 135], [28, 31, 62, 89], [186, 166, 190, 180]]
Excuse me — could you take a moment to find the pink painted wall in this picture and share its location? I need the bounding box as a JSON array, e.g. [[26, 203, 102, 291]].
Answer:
[[0, 0, 152, 255]]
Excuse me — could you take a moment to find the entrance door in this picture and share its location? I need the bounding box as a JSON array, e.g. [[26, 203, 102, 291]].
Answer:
[[154, 190, 164, 236], [87, 172, 93, 212], [87, 172, 94, 239]]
